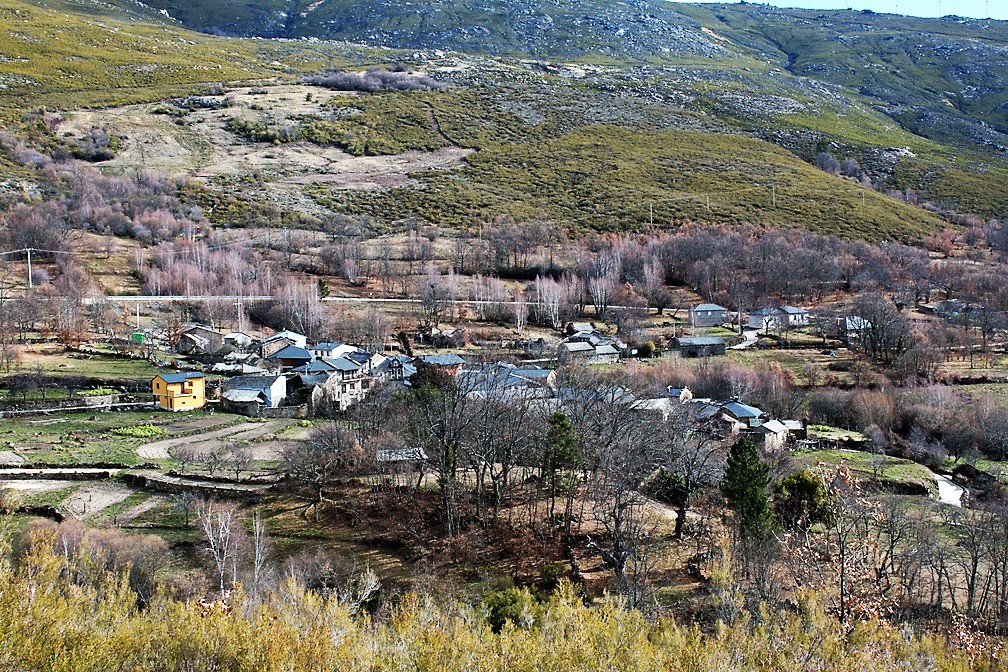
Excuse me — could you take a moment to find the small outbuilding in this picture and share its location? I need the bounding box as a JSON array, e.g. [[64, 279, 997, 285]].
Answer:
[[672, 336, 726, 357]]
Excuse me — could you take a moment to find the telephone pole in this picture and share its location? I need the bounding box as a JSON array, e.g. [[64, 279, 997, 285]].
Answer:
[[1, 247, 71, 288]]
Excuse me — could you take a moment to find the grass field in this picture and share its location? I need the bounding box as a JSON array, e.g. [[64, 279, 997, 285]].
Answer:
[[795, 448, 936, 496]]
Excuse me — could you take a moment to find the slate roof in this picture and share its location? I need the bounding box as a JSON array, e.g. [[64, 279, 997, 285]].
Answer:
[[754, 419, 788, 434], [694, 303, 726, 312], [155, 372, 204, 384], [560, 342, 595, 353], [270, 345, 312, 360], [415, 353, 466, 366], [323, 356, 362, 372], [224, 375, 283, 391], [222, 389, 264, 403], [722, 401, 764, 419], [676, 337, 725, 346]]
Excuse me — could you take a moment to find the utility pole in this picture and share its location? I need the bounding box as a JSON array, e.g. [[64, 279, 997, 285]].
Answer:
[[25, 247, 32, 288]]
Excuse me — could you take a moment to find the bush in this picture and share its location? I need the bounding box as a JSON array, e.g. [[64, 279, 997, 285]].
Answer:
[[483, 585, 541, 633], [80, 387, 118, 397], [773, 471, 833, 530]]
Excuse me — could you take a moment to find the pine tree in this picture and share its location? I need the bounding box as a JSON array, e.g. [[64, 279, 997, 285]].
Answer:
[[721, 437, 770, 537]]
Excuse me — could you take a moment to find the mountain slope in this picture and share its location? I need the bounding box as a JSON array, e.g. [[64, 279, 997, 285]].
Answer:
[[0, 0, 271, 116], [130, 0, 743, 61], [108, 0, 1008, 156], [3, 0, 1004, 237], [676, 4, 1008, 152]]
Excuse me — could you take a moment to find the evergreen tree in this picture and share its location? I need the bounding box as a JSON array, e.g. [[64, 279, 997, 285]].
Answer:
[[544, 411, 580, 529], [721, 437, 770, 537]]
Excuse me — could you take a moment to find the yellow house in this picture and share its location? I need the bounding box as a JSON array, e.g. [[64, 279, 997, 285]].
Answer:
[[152, 372, 206, 411]]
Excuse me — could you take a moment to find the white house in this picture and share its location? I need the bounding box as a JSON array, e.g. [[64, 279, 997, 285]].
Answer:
[[265, 330, 307, 349], [780, 306, 810, 327], [748, 308, 781, 331], [310, 341, 356, 359], [222, 374, 287, 409], [223, 331, 253, 349]]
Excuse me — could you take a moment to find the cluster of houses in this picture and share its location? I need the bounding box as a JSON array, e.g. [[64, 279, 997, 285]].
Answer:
[[557, 322, 626, 364], [686, 303, 811, 331], [152, 308, 825, 416], [667, 387, 807, 451], [154, 327, 404, 416], [151, 325, 809, 464]]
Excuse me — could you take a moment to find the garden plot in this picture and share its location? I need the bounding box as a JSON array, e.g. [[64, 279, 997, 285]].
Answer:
[[115, 494, 166, 525], [0, 479, 73, 495], [61, 482, 134, 521]]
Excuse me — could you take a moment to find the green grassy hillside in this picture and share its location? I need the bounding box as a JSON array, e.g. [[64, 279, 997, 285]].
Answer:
[[0, 0, 275, 118], [310, 118, 943, 240]]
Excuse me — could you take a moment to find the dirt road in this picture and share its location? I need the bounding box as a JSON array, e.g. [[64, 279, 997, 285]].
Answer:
[[136, 419, 294, 460]]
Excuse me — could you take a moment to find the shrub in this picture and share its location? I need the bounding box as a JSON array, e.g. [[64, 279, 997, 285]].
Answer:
[[483, 585, 541, 633], [773, 471, 833, 530]]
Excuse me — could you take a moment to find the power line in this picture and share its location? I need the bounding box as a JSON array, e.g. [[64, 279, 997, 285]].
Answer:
[[0, 247, 73, 288]]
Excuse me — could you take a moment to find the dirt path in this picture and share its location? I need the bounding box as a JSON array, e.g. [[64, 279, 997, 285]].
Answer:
[[136, 419, 291, 460], [131, 470, 274, 494], [116, 494, 166, 525], [61, 482, 134, 520]]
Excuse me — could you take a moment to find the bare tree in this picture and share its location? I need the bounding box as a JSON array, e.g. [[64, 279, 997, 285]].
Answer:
[[172, 445, 198, 474], [228, 445, 252, 481], [649, 408, 724, 540], [197, 499, 243, 596], [197, 445, 226, 478], [249, 509, 273, 599], [418, 264, 457, 328], [282, 423, 364, 521], [171, 491, 198, 527]]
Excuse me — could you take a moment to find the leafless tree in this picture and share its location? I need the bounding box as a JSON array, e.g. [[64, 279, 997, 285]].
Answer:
[[172, 445, 198, 474], [171, 491, 198, 527], [197, 499, 244, 596], [649, 408, 724, 540], [418, 264, 456, 328], [282, 423, 365, 521], [228, 445, 253, 481], [197, 445, 226, 478], [249, 509, 273, 599]]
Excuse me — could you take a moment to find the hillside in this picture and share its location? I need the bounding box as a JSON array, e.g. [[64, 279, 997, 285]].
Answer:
[[81, 0, 1008, 152], [1, 0, 1006, 238]]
